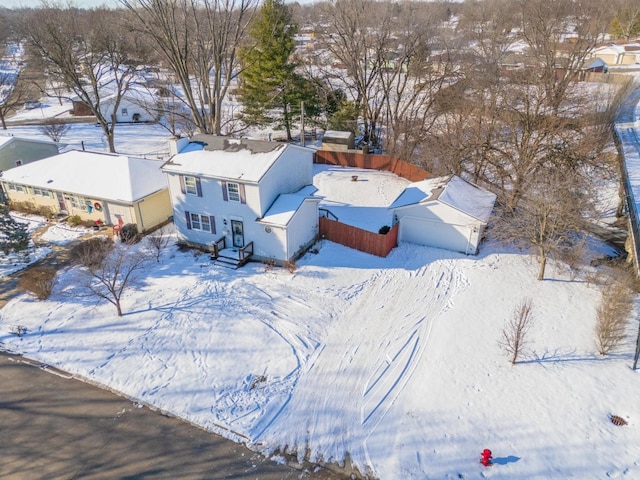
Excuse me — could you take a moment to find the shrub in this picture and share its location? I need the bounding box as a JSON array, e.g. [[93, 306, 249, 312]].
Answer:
[[70, 236, 114, 269], [595, 281, 633, 355], [263, 257, 277, 273], [284, 258, 297, 274], [8, 201, 54, 219], [19, 266, 56, 300], [119, 223, 140, 244], [67, 215, 83, 227]]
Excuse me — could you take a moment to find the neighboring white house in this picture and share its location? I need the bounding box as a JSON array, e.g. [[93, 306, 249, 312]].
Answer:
[[162, 135, 320, 266], [389, 175, 497, 255], [100, 88, 158, 123], [71, 87, 158, 123], [0, 150, 172, 233]]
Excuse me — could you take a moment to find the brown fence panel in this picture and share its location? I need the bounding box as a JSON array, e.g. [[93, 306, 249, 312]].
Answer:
[[314, 150, 429, 182], [319, 217, 398, 257]]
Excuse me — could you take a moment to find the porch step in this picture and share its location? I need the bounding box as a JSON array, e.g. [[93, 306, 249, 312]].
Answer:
[[213, 255, 242, 269]]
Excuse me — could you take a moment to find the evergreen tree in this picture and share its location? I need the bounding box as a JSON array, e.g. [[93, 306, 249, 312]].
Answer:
[[238, 0, 301, 140], [0, 205, 29, 254]]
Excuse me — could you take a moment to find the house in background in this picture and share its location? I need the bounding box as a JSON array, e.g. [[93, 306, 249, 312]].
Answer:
[[71, 86, 158, 123], [0, 150, 172, 233], [389, 175, 496, 255], [162, 135, 320, 267], [0, 135, 60, 171]]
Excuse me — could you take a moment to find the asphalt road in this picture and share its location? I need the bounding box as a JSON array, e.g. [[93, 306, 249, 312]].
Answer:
[[0, 352, 343, 480]]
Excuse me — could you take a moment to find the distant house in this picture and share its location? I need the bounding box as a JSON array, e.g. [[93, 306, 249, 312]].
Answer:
[[0, 135, 60, 171], [590, 43, 640, 66], [162, 135, 320, 266], [71, 87, 158, 123], [0, 150, 172, 232], [389, 175, 496, 255]]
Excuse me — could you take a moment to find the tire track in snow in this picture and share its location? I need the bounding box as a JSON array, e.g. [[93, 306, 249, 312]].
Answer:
[[252, 259, 465, 472]]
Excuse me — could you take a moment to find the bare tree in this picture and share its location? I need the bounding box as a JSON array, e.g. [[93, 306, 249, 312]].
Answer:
[[76, 241, 149, 317], [595, 279, 633, 356], [146, 227, 171, 262], [121, 0, 257, 135], [24, 4, 149, 152], [492, 166, 596, 280], [0, 70, 27, 130], [39, 118, 70, 142], [500, 297, 535, 365]]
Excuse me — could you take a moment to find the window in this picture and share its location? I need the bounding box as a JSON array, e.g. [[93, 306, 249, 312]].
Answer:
[[121, 108, 128, 115], [190, 213, 211, 232], [69, 195, 82, 210], [227, 182, 240, 202], [13, 184, 24, 193], [184, 176, 198, 196], [32, 187, 51, 197]]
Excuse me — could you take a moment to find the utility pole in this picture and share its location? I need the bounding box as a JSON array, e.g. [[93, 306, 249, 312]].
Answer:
[[300, 101, 305, 147]]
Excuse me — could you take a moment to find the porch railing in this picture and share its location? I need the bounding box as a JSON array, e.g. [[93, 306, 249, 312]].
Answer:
[[239, 241, 254, 264], [212, 236, 226, 258]]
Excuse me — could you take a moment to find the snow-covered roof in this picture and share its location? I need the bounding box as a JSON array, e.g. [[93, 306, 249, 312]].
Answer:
[[323, 130, 353, 140], [259, 185, 319, 226], [389, 175, 497, 223], [0, 135, 58, 149], [388, 176, 449, 209], [1, 150, 167, 202], [162, 138, 290, 183]]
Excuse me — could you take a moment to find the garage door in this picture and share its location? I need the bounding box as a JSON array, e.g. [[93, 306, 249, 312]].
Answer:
[[399, 217, 473, 254]]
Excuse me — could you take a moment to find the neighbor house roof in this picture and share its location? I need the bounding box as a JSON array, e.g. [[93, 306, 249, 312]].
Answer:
[[389, 175, 497, 223], [0, 135, 59, 149], [162, 137, 310, 183], [1, 150, 167, 202]]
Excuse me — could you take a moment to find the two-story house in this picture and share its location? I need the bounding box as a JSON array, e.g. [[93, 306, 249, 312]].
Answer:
[[162, 135, 320, 267]]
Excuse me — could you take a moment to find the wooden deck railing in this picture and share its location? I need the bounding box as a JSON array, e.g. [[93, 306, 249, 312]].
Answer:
[[212, 236, 226, 258]]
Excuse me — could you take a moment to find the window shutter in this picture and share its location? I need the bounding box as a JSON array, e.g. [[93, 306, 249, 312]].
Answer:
[[185, 211, 191, 229], [196, 177, 202, 197], [210, 216, 216, 234], [239, 184, 246, 204], [221, 181, 228, 201], [179, 175, 186, 194]]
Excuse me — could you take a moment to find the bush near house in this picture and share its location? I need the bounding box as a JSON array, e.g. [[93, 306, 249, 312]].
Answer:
[[19, 266, 56, 300], [9, 201, 54, 219]]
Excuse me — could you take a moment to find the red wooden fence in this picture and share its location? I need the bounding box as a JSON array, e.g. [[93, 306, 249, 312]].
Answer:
[[314, 150, 430, 182], [319, 216, 399, 257]]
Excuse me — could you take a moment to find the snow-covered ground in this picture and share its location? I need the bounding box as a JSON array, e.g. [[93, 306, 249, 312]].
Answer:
[[1, 118, 639, 478]]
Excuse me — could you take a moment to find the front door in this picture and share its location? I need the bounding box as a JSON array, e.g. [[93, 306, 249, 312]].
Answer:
[[231, 220, 244, 248], [56, 192, 67, 212]]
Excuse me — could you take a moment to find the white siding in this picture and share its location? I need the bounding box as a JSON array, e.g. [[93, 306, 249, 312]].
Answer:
[[285, 199, 319, 259], [400, 216, 475, 254], [258, 147, 313, 216]]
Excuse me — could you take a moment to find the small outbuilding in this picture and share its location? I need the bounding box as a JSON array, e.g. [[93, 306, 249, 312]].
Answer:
[[321, 130, 355, 151], [389, 175, 496, 255]]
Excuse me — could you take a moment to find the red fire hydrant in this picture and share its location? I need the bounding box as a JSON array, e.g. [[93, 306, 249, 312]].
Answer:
[[480, 448, 493, 467]]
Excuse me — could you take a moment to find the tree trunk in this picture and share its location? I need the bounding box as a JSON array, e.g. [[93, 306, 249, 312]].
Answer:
[[116, 300, 122, 317], [537, 249, 546, 281], [0, 113, 6, 130]]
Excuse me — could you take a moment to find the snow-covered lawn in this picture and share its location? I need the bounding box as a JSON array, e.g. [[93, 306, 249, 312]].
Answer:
[[0, 224, 638, 479]]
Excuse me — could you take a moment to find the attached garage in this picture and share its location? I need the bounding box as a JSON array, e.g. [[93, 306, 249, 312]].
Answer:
[[389, 175, 496, 255]]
